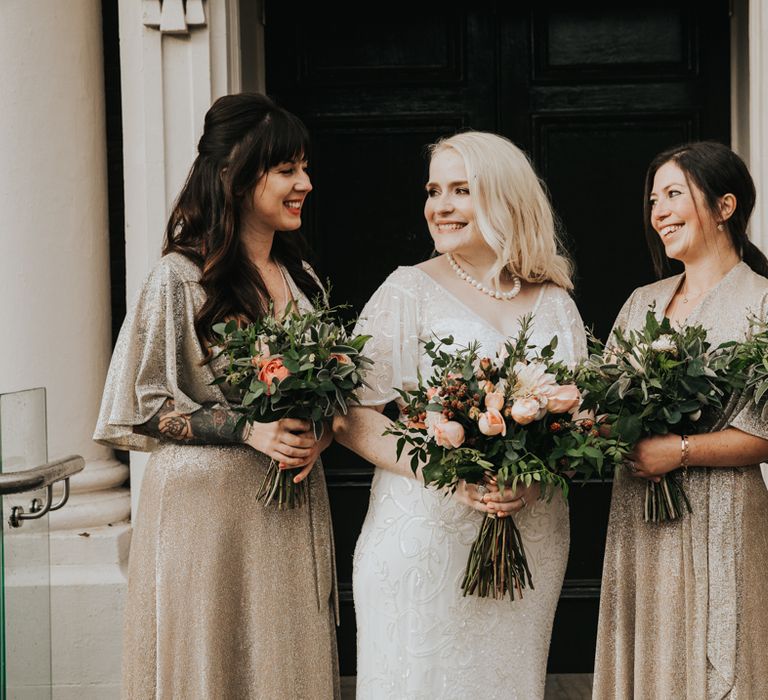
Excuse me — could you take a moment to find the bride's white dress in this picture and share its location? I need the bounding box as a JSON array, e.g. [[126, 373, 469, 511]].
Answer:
[[352, 266, 587, 700]]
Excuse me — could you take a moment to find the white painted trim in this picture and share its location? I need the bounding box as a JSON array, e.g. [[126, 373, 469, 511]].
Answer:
[[731, 0, 750, 162], [118, 0, 240, 515], [748, 0, 768, 253]]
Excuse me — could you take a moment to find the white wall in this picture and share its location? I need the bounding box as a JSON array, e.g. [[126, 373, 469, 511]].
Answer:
[[0, 0, 112, 464]]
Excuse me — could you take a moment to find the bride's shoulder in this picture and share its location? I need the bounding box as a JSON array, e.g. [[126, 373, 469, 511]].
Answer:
[[378, 264, 430, 294]]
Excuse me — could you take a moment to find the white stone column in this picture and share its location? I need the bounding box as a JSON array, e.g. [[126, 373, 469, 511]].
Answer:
[[735, 1, 768, 487], [747, 0, 768, 255], [0, 1, 130, 697], [118, 0, 242, 514]]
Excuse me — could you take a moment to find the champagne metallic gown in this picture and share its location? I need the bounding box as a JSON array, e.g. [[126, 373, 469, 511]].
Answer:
[[94, 252, 339, 699], [593, 262, 768, 700]]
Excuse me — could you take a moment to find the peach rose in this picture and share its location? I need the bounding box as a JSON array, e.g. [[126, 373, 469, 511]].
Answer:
[[484, 391, 505, 411], [478, 408, 507, 436], [546, 384, 581, 414], [433, 420, 465, 448], [331, 352, 352, 365], [424, 410, 446, 436], [510, 397, 541, 425], [426, 386, 440, 401], [258, 356, 291, 394]]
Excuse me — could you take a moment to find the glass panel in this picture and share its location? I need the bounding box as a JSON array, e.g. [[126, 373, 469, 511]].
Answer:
[[0, 388, 51, 700]]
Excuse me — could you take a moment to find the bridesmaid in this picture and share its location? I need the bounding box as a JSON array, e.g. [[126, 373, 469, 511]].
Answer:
[[593, 142, 768, 698], [94, 93, 339, 699]]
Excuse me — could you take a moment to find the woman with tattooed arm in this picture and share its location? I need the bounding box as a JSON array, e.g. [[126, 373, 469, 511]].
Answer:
[[94, 94, 339, 699]]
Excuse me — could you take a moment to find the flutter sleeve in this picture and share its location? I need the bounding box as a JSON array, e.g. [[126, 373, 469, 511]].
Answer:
[[550, 286, 588, 366], [607, 286, 643, 341], [353, 268, 423, 407], [93, 256, 225, 452]]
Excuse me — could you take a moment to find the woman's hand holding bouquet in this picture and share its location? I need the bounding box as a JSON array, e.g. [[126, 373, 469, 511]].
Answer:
[[213, 300, 372, 509], [576, 308, 744, 522], [386, 315, 623, 600]]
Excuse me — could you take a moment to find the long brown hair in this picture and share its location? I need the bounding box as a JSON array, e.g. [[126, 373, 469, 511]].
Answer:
[[163, 93, 323, 351], [643, 141, 768, 279]]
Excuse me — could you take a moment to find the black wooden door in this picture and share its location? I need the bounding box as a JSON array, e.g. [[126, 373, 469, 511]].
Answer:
[[264, 1, 730, 674]]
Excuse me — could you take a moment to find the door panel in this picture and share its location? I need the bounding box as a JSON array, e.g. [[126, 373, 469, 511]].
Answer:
[[264, 0, 730, 674]]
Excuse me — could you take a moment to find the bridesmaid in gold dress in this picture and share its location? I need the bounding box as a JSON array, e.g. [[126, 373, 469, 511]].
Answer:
[[593, 142, 768, 699], [94, 94, 339, 699]]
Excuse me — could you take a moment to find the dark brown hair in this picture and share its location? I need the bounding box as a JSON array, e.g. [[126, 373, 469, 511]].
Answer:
[[163, 92, 323, 351], [643, 140, 768, 279]]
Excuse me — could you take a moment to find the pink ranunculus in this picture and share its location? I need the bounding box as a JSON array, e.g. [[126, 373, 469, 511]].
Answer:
[[546, 384, 581, 414], [510, 397, 541, 425], [433, 420, 465, 448], [484, 391, 505, 411], [258, 356, 291, 394], [478, 408, 507, 436]]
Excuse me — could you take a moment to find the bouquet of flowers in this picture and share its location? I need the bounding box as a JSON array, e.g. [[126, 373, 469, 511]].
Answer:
[[212, 301, 372, 509], [386, 315, 623, 600], [576, 308, 742, 522], [739, 317, 768, 418]]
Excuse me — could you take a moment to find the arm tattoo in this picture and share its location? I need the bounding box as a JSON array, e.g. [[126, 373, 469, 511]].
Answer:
[[134, 398, 246, 445]]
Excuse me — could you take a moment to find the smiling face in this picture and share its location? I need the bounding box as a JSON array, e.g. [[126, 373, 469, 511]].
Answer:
[[424, 148, 488, 256], [649, 160, 718, 264], [244, 158, 312, 235]]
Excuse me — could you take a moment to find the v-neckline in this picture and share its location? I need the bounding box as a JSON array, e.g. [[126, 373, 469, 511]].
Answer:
[[407, 266, 548, 339], [661, 261, 745, 325]]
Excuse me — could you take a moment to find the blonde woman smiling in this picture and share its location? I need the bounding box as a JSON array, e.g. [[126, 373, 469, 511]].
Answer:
[[334, 131, 586, 699]]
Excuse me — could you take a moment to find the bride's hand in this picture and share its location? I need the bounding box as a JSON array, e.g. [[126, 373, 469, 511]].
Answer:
[[454, 480, 495, 513], [483, 479, 540, 518]]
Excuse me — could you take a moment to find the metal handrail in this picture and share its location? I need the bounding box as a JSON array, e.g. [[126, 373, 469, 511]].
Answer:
[[0, 455, 84, 495], [1, 455, 84, 528]]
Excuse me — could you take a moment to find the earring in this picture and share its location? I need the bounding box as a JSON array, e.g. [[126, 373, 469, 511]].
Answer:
[[717, 223, 725, 231]]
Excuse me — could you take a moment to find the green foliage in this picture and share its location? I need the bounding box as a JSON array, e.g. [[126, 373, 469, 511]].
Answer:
[[576, 306, 742, 444], [211, 299, 373, 430], [385, 313, 623, 503], [575, 304, 749, 522]]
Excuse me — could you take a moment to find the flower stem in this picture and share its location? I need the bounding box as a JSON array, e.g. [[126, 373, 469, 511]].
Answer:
[[643, 470, 691, 523], [461, 514, 533, 600], [257, 458, 307, 509]]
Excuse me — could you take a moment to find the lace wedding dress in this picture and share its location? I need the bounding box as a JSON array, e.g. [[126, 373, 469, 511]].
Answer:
[[352, 266, 587, 700]]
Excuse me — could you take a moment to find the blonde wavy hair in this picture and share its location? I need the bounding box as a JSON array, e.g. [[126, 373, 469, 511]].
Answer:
[[429, 131, 574, 290]]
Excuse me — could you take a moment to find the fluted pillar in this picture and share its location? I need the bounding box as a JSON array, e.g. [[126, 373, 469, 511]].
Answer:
[[0, 1, 129, 697]]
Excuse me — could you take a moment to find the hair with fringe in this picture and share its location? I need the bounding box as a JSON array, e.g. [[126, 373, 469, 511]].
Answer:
[[163, 93, 323, 355], [643, 140, 768, 279], [428, 131, 574, 290]]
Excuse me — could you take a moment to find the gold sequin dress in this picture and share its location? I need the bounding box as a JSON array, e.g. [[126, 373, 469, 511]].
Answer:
[[94, 252, 340, 700], [593, 262, 768, 700]]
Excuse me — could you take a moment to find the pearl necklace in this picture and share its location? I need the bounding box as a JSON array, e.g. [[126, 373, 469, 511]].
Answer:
[[446, 253, 522, 300]]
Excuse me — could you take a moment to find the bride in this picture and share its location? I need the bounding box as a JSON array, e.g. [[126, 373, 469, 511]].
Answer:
[[334, 131, 587, 699]]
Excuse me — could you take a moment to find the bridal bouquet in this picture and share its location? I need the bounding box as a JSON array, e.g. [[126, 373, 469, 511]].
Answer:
[[386, 315, 623, 600], [576, 308, 742, 522], [212, 301, 372, 509]]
